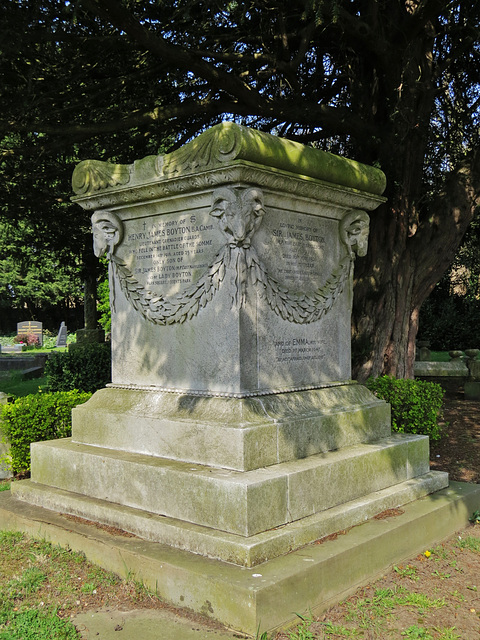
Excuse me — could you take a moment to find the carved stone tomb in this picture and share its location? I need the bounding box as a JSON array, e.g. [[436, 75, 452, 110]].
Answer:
[[12, 123, 449, 633]]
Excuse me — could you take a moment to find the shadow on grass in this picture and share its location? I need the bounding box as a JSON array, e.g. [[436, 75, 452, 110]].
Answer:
[[0, 374, 48, 398]]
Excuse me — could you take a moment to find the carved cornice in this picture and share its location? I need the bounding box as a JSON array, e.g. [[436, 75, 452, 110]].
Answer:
[[72, 122, 387, 203], [74, 164, 385, 212]]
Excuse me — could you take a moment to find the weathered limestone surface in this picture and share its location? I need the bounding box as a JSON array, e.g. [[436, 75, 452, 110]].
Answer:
[[71, 384, 391, 470], [13, 471, 448, 568], [25, 432, 429, 537], [5, 481, 478, 637], [10, 123, 451, 633], [414, 360, 469, 378], [72, 122, 385, 397]]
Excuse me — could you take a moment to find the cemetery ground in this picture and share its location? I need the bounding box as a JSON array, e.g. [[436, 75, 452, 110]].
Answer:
[[0, 390, 480, 638]]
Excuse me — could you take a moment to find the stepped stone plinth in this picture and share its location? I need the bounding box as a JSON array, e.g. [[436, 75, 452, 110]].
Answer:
[[11, 123, 450, 635]]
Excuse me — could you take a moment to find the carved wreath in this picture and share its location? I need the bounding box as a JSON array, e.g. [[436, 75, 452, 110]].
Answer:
[[91, 189, 369, 325]]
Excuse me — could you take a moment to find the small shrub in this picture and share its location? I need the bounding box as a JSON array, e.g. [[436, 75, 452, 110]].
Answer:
[[13, 333, 40, 348], [366, 376, 445, 441], [45, 343, 111, 393], [0, 390, 91, 474]]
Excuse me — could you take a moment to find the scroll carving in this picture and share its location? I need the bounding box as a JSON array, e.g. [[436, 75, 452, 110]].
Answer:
[[72, 160, 130, 195], [93, 190, 369, 325], [160, 123, 243, 177]]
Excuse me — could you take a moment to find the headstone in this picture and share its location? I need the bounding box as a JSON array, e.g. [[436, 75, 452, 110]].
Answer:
[[464, 350, 480, 399], [416, 340, 431, 361], [16, 320, 43, 346], [12, 123, 450, 634], [55, 322, 68, 348]]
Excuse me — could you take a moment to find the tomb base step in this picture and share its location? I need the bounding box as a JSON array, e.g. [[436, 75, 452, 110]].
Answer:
[[11, 470, 448, 567], [25, 434, 433, 537], [3, 481, 478, 636], [71, 384, 391, 471]]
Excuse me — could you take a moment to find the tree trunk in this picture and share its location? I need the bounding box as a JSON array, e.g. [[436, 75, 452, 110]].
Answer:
[[353, 150, 480, 381], [82, 246, 99, 331], [83, 273, 97, 331]]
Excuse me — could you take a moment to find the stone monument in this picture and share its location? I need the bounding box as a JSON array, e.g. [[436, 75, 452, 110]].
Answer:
[[55, 321, 68, 348], [12, 123, 449, 634], [17, 320, 43, 346]]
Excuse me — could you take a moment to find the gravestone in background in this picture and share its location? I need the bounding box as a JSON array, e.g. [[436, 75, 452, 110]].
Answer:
[[17, 320, 43, 346], [11, 123, 449, 635], [55, 322, 68, 348]]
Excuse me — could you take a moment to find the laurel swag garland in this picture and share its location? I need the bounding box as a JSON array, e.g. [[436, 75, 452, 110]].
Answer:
[[109, 241, 352, 326]]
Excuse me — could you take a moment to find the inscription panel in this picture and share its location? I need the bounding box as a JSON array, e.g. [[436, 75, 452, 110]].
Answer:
[[119, 210, 224, 298], [273, 337, 328, 363], [17, 321, 43, 346], [251, 206, 349, 386], [255, 210, 333, 290]]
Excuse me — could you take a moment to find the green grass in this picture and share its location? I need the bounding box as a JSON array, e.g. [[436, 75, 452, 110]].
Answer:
[[394, 565, 419, 581], [0, 529, 164, 640], [0, 532, 82, 639], [0, 373, 48, 397], [0, 333, 74, 352], [0, 607, 79, 640], [456, 535, 480, 553], [429, 351, 456, 362], [0, 347, 68, 355]]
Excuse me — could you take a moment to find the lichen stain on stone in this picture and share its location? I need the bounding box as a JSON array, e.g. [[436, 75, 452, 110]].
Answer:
[[200, 599, 214, 616]]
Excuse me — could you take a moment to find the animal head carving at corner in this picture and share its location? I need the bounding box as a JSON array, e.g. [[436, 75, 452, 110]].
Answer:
[[209, 187, 265, 248], [91, 211, 124, 258]]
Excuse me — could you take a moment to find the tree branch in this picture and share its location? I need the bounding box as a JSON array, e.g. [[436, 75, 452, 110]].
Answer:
[[79, 0, 269, 112], [0, 98, 249, 157], [412, 150, 480, 306]]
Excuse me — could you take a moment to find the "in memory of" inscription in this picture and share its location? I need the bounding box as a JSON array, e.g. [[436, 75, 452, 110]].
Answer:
[[128, 216, 216, 288]]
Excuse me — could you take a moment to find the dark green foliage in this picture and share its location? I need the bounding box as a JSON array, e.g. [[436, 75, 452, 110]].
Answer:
[[45, 344, 111, 393], [1, 0, 480, 377], [418, 293, 480, 351], [418, 214, 480, 352], [366, 376, 444, 441], [0, 390, 91, 473], [97, 277, 111, 334]]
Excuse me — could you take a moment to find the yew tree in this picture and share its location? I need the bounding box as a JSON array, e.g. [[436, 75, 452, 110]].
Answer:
[[2, 0, 480, 378]]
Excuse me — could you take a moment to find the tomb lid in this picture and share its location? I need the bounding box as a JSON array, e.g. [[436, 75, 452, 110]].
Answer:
[[72, 122, 386, 199]]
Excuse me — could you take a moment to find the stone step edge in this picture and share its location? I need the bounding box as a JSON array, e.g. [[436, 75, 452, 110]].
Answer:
[[32, 433, 425, 481], [28, 435, 431, 536], [11, 471, 448, 567], [5, 480, 478, 635]]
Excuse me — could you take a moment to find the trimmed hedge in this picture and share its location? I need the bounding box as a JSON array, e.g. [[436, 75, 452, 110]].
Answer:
[[0, 390, 92, 474], [366, 375, 445, 441], [45, 343, 111, 393]]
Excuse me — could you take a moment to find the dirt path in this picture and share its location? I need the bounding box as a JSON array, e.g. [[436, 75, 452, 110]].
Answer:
[[430, 390, 480, 484]]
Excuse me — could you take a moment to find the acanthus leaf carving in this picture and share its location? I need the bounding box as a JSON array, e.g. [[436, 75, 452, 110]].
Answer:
[[160, 122, 242, 177], [72, 160, 130, 195]]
